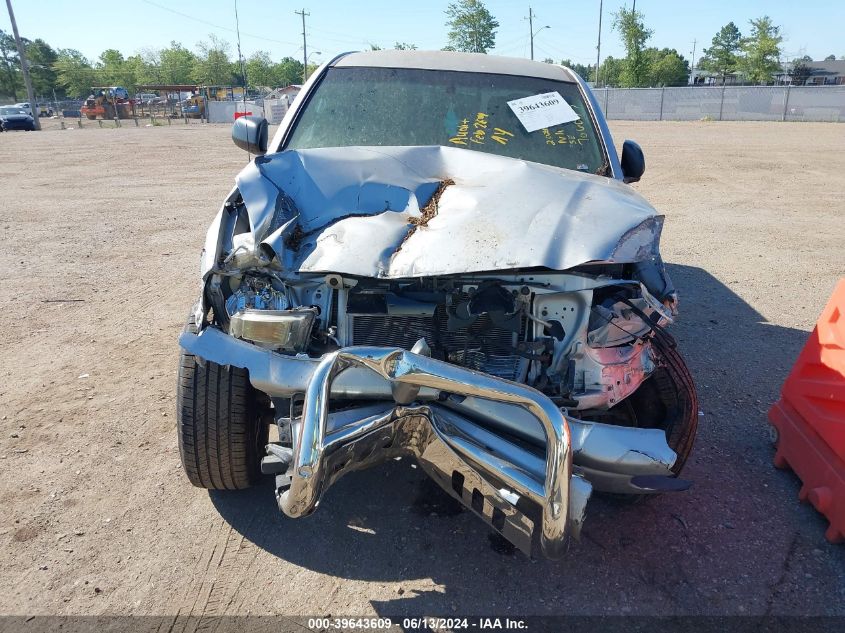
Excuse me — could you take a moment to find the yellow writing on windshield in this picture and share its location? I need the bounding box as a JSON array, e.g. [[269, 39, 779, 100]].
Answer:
[[471, 112, 488, 144], [449, 115, 512, 147], [490, 127, 514, 145], [449, 118, 471, 146]]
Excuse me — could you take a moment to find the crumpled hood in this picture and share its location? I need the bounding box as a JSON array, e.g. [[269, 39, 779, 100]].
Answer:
[[213, 145, 662, 278]]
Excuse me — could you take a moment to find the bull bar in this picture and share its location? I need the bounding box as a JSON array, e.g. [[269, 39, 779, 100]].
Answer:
[[180, 327, 680, 558]]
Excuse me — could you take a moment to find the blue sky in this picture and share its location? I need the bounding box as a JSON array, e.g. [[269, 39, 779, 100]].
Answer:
[[2, 0, 843, 66]]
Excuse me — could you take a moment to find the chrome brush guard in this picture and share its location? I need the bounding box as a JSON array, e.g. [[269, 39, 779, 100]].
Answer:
[[282, 347, 579, 558], [180, 328, 681, 558]]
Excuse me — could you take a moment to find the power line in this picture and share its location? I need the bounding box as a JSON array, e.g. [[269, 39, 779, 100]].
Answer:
[[495, 36, 530, 56], [140, 0, 298, 48]]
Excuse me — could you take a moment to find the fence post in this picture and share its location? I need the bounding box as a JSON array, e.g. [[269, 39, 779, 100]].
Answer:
[[604, 88, 610, 118], [659, 86, 665, 121], [782, 84, 792, 122], [718, 84, 727, 121]]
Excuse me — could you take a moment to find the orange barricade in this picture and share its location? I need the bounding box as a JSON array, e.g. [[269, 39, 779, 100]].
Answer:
[[769, 279, 845, 543]]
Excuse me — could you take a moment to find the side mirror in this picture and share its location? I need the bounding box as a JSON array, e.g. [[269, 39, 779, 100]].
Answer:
[[232, 115, 268, 155], [620, 140, 645, 183]]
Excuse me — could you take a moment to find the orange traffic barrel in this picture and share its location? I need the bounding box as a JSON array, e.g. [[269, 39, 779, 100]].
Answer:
[[769, 279, 845, 543]]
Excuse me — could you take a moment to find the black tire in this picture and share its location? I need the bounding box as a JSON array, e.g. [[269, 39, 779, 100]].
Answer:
[[177, 315, 267, 489], [579, 333, 698, 475], [649, 334, 698, 473]]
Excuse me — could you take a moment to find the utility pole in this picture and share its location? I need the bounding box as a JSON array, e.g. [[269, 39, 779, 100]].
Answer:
[[295, 8, 309, 84], [690, 38, 697, 85], [595, 0, 603, 85], [525, 7, 549, 62], [5, 0, 40, 130], [527, 7, 534, 61]]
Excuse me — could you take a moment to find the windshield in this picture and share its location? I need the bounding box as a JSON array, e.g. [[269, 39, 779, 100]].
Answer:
[[285, 66, 607, 174], [0, 107, 26, 115]]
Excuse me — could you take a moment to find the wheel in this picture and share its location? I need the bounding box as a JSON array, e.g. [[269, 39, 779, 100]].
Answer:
[[177, 314, 268, 489], [579, 333, 699, 475]]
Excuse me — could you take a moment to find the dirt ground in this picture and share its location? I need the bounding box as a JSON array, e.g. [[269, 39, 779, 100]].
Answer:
[[1, 120, 843, 617]]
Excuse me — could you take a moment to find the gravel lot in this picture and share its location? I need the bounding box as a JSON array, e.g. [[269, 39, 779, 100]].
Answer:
[[0, 120, 843, 617]]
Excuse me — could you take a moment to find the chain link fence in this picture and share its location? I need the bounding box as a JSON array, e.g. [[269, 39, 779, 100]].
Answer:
[[593, 85, 845, 122]]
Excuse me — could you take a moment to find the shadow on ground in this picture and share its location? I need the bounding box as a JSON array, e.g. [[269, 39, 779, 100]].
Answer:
[[210, 264, 844, 615]]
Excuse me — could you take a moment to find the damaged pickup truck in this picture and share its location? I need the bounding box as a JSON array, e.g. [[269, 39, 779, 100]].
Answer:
[[177, 50, 697, 558]]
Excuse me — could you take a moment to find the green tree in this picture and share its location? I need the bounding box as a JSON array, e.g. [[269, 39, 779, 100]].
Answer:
[[131, 48, 162, 84], [560, 59, 593, 80], [646, 48, 689, 86], [54, 48, 96, 97], [598, 56, 624, 87], [738, 16, 782, 84], [193, 34, 234, 85], [159, 42, 196, 84], [0, 30, 21, 99], [613, 6, 653, 87], [245, 50, 274, 88], [445, 0, 499, 53], [700, 22, 742, 84], [789, 60, 813, 85], [272, 56, 304, 86], [95, 48, 145, 92], [824, 54, 836, 61], [125, 53, 158, 89], [24, 39, 58, 97], [394, 42, 417, 50], [97, 49, 133, 87]]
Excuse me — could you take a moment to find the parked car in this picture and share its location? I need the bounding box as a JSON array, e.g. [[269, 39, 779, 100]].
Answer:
[[0, 105, 36, 131], [12, 102, 52, 117], [12, 102, 31, 115], [135, 93, 160, 106], [177, 50, 698, 558]]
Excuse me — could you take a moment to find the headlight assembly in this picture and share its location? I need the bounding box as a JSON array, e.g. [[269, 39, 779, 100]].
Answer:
[[229, 308, 316, 352]]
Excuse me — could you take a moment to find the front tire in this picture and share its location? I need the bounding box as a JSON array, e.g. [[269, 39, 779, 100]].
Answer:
[[177, 316, 267, 489], [579, 333, 699, 475]]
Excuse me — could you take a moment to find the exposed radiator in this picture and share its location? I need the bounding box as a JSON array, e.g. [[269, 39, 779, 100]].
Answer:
[[349, 306, 525, 381]]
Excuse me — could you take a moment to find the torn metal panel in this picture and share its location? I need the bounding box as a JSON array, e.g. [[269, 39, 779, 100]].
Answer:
[[204, 145, 661, 279]]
